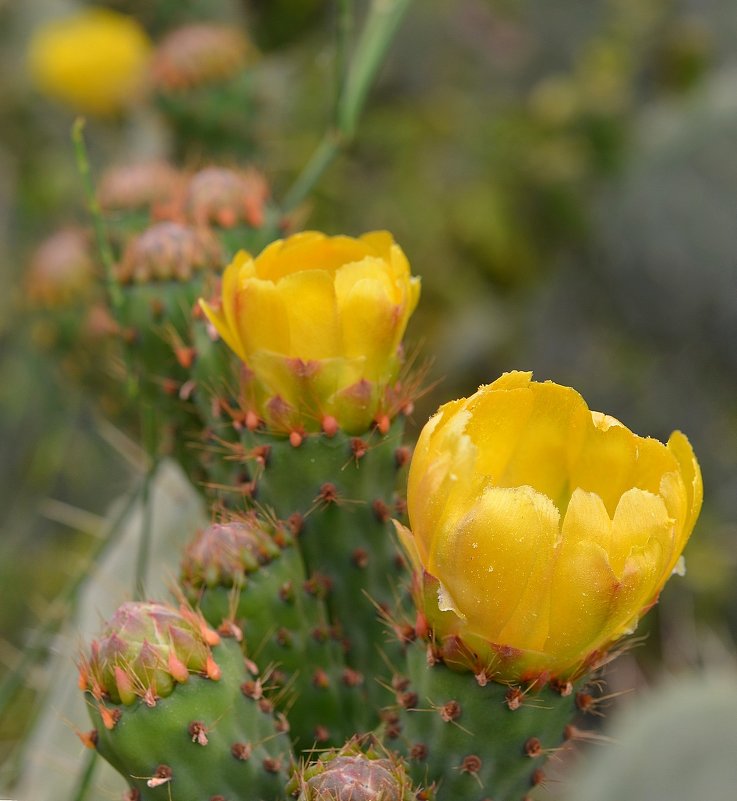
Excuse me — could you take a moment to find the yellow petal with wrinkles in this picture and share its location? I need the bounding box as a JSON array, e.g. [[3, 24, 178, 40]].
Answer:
[[430, 485, 560, 648], [276, 269, 339, 359], [234, 278, 290, 355]]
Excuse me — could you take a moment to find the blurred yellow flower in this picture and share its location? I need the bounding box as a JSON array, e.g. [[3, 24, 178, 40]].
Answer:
[[199, 231, 420, 434], [28, 8, 151, 116], [401, 371, 702, 682]]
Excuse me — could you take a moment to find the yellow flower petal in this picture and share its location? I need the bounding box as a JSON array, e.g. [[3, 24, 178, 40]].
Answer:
[[276, 269, 339, 360], [667, 430, 703, 535], [234, 278, 290, 356], [198, 298, 245, 362], [429, 485, 560, 649]]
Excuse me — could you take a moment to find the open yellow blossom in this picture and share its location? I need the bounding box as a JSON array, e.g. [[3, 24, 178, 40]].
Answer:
[[401, 371, 702, 682], [28, 8, 151, 116], [199, 231, 420, 433]]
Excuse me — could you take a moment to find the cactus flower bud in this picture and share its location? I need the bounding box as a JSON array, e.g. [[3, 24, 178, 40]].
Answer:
[[401, 371, 703, 682], [180, 515, 286, 591], [80, 601, 221, 706], [27, 8, 151, 117], [290, 739, 417, 801], [199, 231, 421, 433]]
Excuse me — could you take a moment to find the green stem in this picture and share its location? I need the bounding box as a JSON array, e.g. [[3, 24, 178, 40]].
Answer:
[[283, 0, 412, 211], [282, 130, 344, 212], [72, 118, 122, 311], [68, 750, 97, 801], [338, 0, 412, 138], [335, 0, 354, 118]]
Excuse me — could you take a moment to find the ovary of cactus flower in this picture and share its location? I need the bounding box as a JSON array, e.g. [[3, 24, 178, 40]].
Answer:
[[80, 602, 221, 707], [199, 231, 421, 433], [289, 738, 418, 801], [27, 8, 151, 116], [400, 370, 703, 683]]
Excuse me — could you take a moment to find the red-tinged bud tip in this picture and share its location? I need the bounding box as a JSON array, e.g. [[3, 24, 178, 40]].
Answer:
[[246, 410, 261, 430], [114, 665, 138, 705], [321, 415, 339, 437], [289, 430, 303, 448], [206, 653, 222, 681], [168, 650, 190, 684]]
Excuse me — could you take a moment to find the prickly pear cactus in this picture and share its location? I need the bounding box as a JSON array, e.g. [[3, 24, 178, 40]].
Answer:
[[180, 515, 365, 748], [80, 601, 292, 801]]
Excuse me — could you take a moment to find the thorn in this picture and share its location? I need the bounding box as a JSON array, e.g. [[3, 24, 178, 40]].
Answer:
[[460, 754, 482, 775], [372, 499, 390, 523], [410, 743, 427, 761], [241, 679, 263, 700], [262, 757, 282, 774], [439, 700, 462, 722], [342, 668, 364, 688], [524, 737, 542, 757], [394, 446, 411, 468], [147, 765, 172, 788], [313, 668, 330, 689], [506, 687, 524, 710], [77, 729, 98, 749], [351, 438, 367, 460], [314, 724, 330, 743], [352, 548, 369, 568], [231, 742, 252, 761], [188, 721, 208, 746]]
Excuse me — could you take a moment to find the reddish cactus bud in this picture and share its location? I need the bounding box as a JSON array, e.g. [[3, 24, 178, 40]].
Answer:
[[80, 601, 222, 706]]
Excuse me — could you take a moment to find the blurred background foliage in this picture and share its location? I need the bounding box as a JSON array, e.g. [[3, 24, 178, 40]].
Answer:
[[1, 0, 737, 792]]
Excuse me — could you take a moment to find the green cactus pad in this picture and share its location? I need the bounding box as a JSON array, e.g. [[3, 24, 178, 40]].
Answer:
[[235, 422, 410, 721], [86, 635, 292, 801], [181, 516, 363, 749], [386, 638, 579, 801]]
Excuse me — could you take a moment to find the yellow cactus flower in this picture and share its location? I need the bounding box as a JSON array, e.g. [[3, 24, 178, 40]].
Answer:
[[401, 371, 702, 682], [28, 8, 151, 116], [199, 231, 420, 434]]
